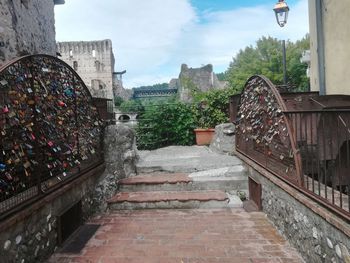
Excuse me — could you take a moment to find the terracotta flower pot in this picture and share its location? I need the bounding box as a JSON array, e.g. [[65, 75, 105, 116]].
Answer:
[[194, 128, 215, 145]]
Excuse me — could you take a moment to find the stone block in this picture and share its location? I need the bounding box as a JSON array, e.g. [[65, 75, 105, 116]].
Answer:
[[209, 123, 236, 155]]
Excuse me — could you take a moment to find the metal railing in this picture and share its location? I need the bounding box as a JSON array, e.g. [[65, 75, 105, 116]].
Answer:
[[285, 110, 350, 214], [235, 75, 350, 220], [0, 55, 104, 218]]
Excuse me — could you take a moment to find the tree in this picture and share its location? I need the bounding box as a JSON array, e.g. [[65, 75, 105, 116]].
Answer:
[[226, 35, 310, 93], [114, 96, 124, 107], [119, 100, 144, 113]]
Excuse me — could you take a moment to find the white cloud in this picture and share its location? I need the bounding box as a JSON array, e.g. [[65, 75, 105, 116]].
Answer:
[[55, 0, 197, 88], [169, 0, 309, 73], [55, 0, 309, 88]]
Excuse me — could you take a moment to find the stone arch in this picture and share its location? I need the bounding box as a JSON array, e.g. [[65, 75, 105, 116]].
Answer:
[[118, 114, 131, 122]]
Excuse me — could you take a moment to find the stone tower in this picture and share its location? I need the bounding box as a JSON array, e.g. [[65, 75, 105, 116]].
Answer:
[[173, 64, 228, 102], [57, 40, 115, 100]]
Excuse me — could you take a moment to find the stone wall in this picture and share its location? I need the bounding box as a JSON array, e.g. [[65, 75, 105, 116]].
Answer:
[[0, 0, 61, 65], [0, 124, 138, 263], [0, 164, 105, 263], [57, 40, 115, 100], [244, 161, 350, 263]]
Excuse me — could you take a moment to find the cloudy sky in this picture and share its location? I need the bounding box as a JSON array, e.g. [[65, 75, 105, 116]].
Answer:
[[55, 0, 309, 89]]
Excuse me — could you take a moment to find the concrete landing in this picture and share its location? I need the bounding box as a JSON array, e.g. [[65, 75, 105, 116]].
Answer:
[[137, 146, 243, 173]]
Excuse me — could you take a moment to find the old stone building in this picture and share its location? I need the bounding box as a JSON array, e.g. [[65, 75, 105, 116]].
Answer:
[[57, 40, 115, 100], [170, 64, 228, 102], [0, 0, 64, 65]]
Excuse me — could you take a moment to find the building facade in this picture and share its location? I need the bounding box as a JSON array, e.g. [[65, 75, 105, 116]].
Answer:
[[308, 0, 350, 95], [57, 40, 115, 100]]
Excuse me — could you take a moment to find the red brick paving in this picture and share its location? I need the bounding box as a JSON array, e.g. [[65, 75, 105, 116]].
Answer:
[[119, 173, 192, 185], [48, 209, 304, 263], [107, 190, 228, 203]]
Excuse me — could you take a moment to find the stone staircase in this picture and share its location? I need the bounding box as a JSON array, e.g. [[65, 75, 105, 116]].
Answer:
[[107, 165, 248, 210]]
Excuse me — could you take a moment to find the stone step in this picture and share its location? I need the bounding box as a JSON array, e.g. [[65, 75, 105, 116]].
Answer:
[[107, 190, 241, 210], [118, 171, 248, 192]]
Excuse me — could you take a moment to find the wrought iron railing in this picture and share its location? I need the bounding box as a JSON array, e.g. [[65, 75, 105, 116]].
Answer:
[[0, 55, 104, 217], [235, 75, 350, 220], [285, 110, 350, 215]]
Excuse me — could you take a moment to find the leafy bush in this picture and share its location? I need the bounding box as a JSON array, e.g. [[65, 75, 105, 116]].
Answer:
[[119, 99, 144, 113], [191, 88, 235, 128], [136, 101, 195, 150], [114, 96, 124, 107]]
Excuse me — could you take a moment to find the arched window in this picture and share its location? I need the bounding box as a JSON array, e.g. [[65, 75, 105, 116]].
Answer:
[[92, 49, 96, 58], [69, 49, 73, 57]]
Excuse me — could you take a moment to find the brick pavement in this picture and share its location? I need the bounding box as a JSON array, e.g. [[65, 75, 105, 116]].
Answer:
[[48, 209, 304, 263]]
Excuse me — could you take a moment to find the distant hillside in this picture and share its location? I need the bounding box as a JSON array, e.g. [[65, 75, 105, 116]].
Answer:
[[133, 83, 169, 91]]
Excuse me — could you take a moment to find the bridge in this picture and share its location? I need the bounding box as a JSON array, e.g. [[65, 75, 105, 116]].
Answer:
[[132, 88, 178, 99]]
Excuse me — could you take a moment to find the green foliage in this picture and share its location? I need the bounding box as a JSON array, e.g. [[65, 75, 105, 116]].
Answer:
[[136, 101, 196, 150], [226, 35, 310, 92], [114, 96, 124, 107], [119, 100, 144, 113], [133, 83, 169, 91], [191, 88, 235, 128], [216, 72, 226, 81]]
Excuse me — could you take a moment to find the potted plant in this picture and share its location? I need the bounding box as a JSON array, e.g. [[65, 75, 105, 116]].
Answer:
[[192, 99, 227, 145]]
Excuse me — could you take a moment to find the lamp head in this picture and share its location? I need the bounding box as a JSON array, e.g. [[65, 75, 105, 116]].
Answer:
[[273, 0, 290, 27]]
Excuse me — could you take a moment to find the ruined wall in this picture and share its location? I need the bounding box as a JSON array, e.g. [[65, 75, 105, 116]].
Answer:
[[0, 0, 60, 65], [176, 64, 228, 102], [57, 40, 115, 100]]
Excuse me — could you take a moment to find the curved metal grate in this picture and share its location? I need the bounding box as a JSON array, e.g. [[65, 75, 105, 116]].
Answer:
[[235, 75, 302, 185], [0, 55, 103, 214]]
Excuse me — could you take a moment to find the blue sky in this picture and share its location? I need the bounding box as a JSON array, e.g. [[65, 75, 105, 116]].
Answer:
[[55, 0, 309, 88]]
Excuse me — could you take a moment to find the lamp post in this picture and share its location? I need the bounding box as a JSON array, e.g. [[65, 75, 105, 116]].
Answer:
[[273, 0, 289, 87]]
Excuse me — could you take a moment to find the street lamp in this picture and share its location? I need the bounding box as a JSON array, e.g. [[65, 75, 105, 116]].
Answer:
[[273, 0, 289, 27], [273, 0, 289, 87]]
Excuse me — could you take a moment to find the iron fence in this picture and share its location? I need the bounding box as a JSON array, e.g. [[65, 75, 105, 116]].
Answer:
[[285, 110, 350, 214], [235, 75, 350, 220], [0, 55, 104, 218]]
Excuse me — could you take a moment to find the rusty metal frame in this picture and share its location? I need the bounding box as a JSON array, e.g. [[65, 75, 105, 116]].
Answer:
[[235, 75, 350, 221], [0, 54, 104, 218], [236, 75, 302, 185]]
